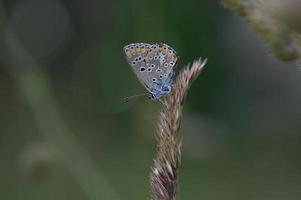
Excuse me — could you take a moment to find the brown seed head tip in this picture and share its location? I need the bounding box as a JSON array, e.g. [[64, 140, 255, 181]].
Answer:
[[191, 57, 207, 76]]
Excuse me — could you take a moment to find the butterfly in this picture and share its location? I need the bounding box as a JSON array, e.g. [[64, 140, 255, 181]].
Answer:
[[123, 43, 178, 101]]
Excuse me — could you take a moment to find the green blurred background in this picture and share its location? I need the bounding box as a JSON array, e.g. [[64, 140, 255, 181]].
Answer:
[[1, 0, 301, 200]]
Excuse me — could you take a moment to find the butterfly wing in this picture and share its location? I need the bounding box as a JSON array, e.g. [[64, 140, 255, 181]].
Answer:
[[124, 43, 177, 92]]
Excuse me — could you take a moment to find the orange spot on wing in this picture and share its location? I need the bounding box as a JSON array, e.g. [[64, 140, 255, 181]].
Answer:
[[148, 52, 154, 60], [166, 53, 173, 60], [126, 51, 132, 58], [130, 49, 135, 54]]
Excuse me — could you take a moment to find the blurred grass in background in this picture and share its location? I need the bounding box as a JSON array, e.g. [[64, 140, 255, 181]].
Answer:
[[0, 0, 301, 200]]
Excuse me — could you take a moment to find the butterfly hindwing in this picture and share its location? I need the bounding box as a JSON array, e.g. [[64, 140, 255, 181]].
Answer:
[[124, 43, 177, 93]]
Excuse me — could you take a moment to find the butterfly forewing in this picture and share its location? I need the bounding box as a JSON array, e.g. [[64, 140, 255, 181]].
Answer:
[[124, 43, 177, 93]]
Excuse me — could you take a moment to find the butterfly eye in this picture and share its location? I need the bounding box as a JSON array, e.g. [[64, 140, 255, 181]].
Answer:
[[147, 68, 152, 72], [132, 61, 136, 65], [135, 58, 139, 61], [140, 67, 146, 72], [159, 75, 163, 79], [151, 64, 155, 68], [152, 78, 157, 82], [154, 56, 158, 60], [138, 56, 142, 60], [164, 63, 168, 67], [156, 68, 162, 73], [169, 62, 174, 66], [143, 59, 146, 63]]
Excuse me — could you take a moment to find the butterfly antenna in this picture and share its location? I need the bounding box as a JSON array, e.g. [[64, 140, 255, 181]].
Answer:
[[123, 93, 148, 103]]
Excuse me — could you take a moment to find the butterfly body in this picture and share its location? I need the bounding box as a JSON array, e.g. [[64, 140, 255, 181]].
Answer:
[[123, 43, 177, 101]]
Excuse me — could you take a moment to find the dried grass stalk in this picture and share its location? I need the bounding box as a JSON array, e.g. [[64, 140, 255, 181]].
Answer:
[[150, 58, 207, 200]]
